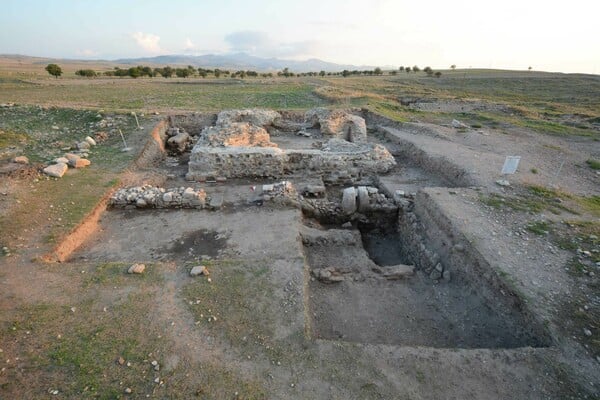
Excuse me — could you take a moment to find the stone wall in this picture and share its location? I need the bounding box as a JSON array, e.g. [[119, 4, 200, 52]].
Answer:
[[186, 142, 395, 183]]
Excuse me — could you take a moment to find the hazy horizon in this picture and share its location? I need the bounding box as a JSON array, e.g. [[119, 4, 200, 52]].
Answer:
[[1, 0, 598, 74]]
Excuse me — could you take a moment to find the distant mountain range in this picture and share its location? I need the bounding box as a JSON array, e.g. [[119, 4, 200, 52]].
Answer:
[[113, 53, 378, 72], [0, 53, 385, 73]]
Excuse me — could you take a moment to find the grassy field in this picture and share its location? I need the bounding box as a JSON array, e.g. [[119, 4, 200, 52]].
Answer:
[[0, 59, 598, 138]]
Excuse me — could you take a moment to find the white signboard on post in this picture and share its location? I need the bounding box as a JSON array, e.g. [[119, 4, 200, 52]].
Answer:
[[501, 156, 521, 175]]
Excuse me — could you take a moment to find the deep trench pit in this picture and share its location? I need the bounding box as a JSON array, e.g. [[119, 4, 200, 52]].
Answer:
[[303, 207, 549, 349]]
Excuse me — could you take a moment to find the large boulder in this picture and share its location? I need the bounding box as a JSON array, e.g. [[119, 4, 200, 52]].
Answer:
[[43, 162, 68, 178], [198, 122, 277, 148], [305, 108, 367, 142], [216, 109, 281, 128], [167, 131, 191, 153]]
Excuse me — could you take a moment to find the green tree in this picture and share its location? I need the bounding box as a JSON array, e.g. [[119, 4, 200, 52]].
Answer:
[[75, 69, 96, 77], [450, 64, 456, 70], [399, 66, 404, 72], [319, 70, 326, 77], [214, 69, 221, 78], [128, 67, 141, 78], [412, 65, 420, 72], [434, 71, 442, 78], [374, 67, 383, 75], [45, 63, 62, 78], [175, 68, 191, 78], [342, 69, 350, 77], [162, 66, 174, 78], [405, 67, 411, 73]]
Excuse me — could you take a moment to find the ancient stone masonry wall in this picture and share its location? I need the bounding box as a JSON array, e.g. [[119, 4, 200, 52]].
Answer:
[[186, 143, 395, 183], [109, 186, 208, 209], [183, 108, 396, 183]]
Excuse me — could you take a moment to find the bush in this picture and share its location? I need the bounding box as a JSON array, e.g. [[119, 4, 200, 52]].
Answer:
[[75, 69, 97, 77], [586, 159, 600, 170]]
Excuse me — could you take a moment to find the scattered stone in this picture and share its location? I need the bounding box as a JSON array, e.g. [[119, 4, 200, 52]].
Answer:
[[124, 388, 132, 394], [71, 158, 91, 168], [54, 157, 69, 164], [442, 270, 451, 281], [190, 265, 209, 277], [117, 356, 125, 365], [495, 179, 510, 187], [380, 264, 415, 280], [429, 269, 442, 280], [12, 156, 29, 164], [127, 263, 145, 274], [77, 141, 91, 150], [341, 222, 352, 229], [583, 328, 592, 337], [453, 244, 465, 252], [451, 119, 468, 129], [65, 153, 80, 164], [43, 163, 68, 178], [84, 136, 97, 146], [312, 267, 345, 283]]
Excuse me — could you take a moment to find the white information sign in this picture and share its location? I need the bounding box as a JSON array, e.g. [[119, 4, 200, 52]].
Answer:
[[501, 156, 521, 175]]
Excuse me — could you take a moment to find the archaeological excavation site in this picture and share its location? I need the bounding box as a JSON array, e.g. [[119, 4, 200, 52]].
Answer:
[[7, 105, 597, 399], [78, 107, 548, 348]]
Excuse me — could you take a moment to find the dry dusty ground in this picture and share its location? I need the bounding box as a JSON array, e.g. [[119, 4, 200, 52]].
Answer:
[[0, 103, 599, 400]]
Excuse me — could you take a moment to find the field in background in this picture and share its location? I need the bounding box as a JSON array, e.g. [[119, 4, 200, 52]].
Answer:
[[0, 57, 599, 138]]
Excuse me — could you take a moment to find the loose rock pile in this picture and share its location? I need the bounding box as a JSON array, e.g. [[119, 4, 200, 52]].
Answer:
[[42, 136, 95, 178], [109, 186, 208, 209]]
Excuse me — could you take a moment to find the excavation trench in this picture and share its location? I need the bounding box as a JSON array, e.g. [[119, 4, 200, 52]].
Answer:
[[301, 186, 551, 349]]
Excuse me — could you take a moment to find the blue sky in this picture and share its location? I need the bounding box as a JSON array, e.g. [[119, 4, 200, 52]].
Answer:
[[1, 0, 599, 73]]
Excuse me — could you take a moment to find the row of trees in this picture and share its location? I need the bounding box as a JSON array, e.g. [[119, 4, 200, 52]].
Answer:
[[47, 63, 445, 79]]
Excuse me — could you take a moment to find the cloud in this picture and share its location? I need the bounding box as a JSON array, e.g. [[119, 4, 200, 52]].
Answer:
[[225, 30, 318, 58], [77, 49, 99, 57], [184, 38, 196, 51], [132, 32, 161, 53]]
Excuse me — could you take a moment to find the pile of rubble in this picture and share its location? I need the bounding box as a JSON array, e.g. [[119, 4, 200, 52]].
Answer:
[[43, 135, 95, 178], [109, 185, 208, 209], [259, 180, 297, 204]]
